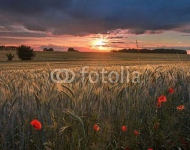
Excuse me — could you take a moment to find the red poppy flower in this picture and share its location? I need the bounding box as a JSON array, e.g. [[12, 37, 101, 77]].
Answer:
[[121, 126, 127, 132], [176, 105, 185, 110], [31, 119, 42, 130], [124, 147, 130, 150], [148, 148, 153, 150], [157, 95, 167, 103], [181, 137, 187, 145], [154, 123, 159, 129], [156, 101, 162, 108], [94, 124, 100, 131], [134, 130, 139, 136], [168, 88, 174, 94]]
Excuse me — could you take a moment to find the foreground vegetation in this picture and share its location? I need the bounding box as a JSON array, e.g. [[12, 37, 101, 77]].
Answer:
[[0, 64, 190, 149]]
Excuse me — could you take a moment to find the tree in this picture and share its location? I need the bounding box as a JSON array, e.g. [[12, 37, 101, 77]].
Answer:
[[68, 47, 74, 52], [6, 53, 14, 61], [49, 48, 54, 51], [43, 48, 54, 51], [17, 45, 36, 60], [43, 48, 48, 51], [68, 47, 79, 52], [0, 46, 5, 50]]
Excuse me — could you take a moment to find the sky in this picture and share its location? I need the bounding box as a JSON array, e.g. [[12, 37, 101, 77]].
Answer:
[[0, 0, 190, 52]]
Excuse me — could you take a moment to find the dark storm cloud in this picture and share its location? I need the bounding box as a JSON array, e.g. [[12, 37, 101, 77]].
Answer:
[[0, 0, 71, 14], [110, 42, 125, 44], [0, 0, 190, 36], [0, 32, 46, 37], [0, 25, 47, 37], [107, 36, 124, 39]]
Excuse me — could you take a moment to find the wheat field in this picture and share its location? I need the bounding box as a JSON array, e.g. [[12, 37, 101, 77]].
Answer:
[[0, 52, 190, 149]]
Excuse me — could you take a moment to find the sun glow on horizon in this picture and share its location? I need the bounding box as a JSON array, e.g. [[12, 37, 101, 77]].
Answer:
[[92, 38, 105, 47], [91, 38, 109, 51]]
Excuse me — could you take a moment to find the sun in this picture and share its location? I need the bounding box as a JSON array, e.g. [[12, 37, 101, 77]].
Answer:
[[94, 39, 104, 46], [92, 38, 108, 50]]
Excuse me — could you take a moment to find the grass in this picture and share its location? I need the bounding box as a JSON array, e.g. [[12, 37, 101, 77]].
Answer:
[[1, 50, 190, 62], [0, 51, 190, 149], [1, 51, 190, 70]]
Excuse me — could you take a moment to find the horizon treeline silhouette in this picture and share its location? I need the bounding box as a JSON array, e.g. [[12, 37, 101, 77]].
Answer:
[[110, 48, 187, 54]]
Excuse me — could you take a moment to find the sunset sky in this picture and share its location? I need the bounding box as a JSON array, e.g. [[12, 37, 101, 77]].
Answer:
[[0, 0, 190, 52]]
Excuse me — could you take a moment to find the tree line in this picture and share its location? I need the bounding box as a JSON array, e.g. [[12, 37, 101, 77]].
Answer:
[[1, 46, 79, 52], [110, 48, 187, 54], [0, 46, 17, 50], [2, 45, 80, 61]]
